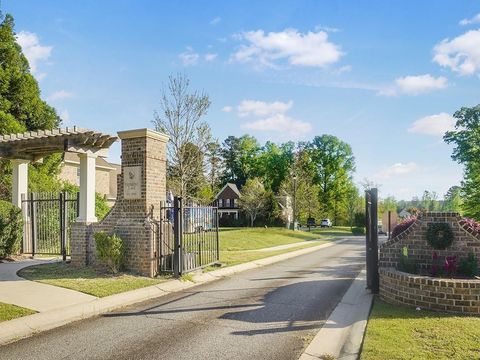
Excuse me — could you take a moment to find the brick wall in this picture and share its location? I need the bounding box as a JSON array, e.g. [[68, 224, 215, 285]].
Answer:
[[379, 212, 480, 272], [379, 212, 480, 314], [71, 129, 168, 277], [380, 268, 480, 314]]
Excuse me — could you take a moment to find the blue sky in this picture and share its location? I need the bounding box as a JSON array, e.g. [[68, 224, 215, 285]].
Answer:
[[4, 0, 480, 200]]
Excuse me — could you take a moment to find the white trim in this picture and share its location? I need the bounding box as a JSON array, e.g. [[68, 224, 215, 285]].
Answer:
[[117, 128, 169, 142]]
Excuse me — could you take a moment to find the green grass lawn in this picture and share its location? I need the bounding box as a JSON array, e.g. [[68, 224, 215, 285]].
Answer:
[[18, 263, 168, 298], [0, 302, 36, 322], [361, 299, 480, 360], [308, 226, 356, 237], [217, 227, 333, 267], [219, 227, 323, 251]]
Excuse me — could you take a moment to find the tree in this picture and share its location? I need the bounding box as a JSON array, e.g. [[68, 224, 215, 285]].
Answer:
[[205, 140, 223, 192], [420, 190, 440, 211], [153, 73, 211, 199], [221, 135, 260, 188], [0, 13, 60, 200], [443, 186, 463, 213], [238, 178, 268, 227], [444, 105, 480, 219], [256, 141, 294, 193], [345, 185, 362, 229], [307, 135, 356, 223]]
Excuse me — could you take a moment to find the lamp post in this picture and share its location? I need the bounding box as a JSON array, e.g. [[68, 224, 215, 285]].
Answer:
[[293, 174, 297, 231]]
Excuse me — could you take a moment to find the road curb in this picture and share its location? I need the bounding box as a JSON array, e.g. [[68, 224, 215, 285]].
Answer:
[[298, 269, 373, 360], [0, 237, 353, 346]]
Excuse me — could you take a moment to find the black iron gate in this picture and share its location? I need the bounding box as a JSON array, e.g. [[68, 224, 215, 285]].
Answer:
[[158, 196, 219, 276], [21, 192, 79, 260], [365, 188, 379, 293]]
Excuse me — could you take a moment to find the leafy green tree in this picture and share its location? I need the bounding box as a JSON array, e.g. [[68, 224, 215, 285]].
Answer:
[[205, 140, 223, 192], [0, 13, 61, 200], [238, 178, 268, 227], [444, 105, 480, 219], [420, 190, 440, 211], [221, 135, 260, 188], [443, 186, 463, 213], [256, 141, 294, 193], [307, 135, 356, 223]]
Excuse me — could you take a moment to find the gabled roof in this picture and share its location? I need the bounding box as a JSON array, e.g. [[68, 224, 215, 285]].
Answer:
[[215, 183, 241, 200]]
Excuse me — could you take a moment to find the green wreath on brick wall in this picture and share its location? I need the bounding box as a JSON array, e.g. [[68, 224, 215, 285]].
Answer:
[[426, 222, 454, 250]]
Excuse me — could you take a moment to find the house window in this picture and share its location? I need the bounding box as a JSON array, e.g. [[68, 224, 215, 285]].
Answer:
[[76, 167, 80, 184], [225, 199, 230, 207]]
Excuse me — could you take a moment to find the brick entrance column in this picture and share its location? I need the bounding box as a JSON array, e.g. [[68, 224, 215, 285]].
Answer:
[[71, 128, 168, 277]]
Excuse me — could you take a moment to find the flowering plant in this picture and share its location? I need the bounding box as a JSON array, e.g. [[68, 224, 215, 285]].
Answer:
[[391, 217, 417, 238], [444, 255, 457, 277]]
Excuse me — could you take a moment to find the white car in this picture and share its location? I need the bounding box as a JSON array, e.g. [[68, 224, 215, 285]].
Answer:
[[320, 219, 332, 228]]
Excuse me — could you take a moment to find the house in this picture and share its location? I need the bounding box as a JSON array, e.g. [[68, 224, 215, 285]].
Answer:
[[58, 152, 121, 205], [213, 183, 241, 219]]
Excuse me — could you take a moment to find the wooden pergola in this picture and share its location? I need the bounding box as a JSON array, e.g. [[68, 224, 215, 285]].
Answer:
[[0, 127, 117, 223]]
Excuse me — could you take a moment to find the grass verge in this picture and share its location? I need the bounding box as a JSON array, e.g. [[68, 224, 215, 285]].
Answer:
[[361, 298, 480, 360], [219, 227, 323, 251], [18, 263, 168, 298], [0, 302, 36, 322], [308, 226, 355, 237]]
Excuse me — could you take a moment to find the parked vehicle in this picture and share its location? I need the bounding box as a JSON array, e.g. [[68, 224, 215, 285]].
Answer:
[[307, 217, 316, 227], [320, 218, 332, 228]]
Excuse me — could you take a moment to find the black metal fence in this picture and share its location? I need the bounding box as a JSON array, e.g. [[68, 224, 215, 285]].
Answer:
[[158, 197, 219, 276], [21, 192, 79, 260]]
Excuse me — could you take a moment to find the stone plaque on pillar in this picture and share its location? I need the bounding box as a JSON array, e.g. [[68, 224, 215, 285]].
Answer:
[[123, 166, 142, 199]]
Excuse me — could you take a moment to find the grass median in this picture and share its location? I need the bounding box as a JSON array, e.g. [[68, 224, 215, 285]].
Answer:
[[0, 302, 36, 322], [361, 298, 480, 360]]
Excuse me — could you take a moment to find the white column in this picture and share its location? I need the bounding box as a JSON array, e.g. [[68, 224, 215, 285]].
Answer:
[[77, 153, 97, 223], [12, 159, 29, 209]]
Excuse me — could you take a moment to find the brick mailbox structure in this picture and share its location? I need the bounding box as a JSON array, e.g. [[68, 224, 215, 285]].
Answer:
[[379, 212, 480, 314], [71, 128, 168, 277]]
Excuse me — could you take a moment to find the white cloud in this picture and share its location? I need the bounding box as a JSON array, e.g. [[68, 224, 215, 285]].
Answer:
[[378, 74, 448, 96], [210, 17, 221, 25], [242, 113, 312, 138], [60, 109, 70, 124], [178, 47, 199, 66], [204, 53, 218, 61], [237, 100, 293, 117], [231, 28, 343, 68], [459, 13, 480, 26], [314, 25, 340, 33], [48, 90, 74, 101], [222, 106, 233, 113], [433, 29, 480, 76], [233, 99, 311, 139], [16, 31, 52, 75], [408, 112, 455, 136], [375, 162, 420, 181]]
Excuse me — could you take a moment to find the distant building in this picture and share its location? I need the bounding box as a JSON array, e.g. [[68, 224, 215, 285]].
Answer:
[[213, 183, 241, 219], [58, 152, 120, 205]]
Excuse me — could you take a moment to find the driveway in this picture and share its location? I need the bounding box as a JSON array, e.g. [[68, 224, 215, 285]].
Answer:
[[0, 238, 365, 360]]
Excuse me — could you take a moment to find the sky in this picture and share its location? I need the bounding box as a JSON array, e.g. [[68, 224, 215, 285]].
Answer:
[[3, 0, 480, 200]]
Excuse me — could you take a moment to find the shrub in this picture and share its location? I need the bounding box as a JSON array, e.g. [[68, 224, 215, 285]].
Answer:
[[351, 227, 365, 235], [391, 217, 416, 238], [353, 212, 365, 227], [0, 200, 23, 258], [398, 246, 417, 274], [94, 232, 125, 273], [458, 253, 478, 277]]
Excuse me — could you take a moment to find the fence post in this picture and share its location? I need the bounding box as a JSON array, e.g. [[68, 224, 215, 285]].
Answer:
[[215, 208, 220, 262], [365, 188, 379, 293], [30, 192, 36, 257], [60, 192, 68, 261], [173, 197, 183, 277]]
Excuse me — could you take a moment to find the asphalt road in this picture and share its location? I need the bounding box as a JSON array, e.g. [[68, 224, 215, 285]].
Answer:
[[0, 237, 365, 360]]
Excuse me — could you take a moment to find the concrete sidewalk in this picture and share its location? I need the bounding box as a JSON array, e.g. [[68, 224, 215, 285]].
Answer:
[[299, 269, 373, 360], [0, 259, 97, 312]]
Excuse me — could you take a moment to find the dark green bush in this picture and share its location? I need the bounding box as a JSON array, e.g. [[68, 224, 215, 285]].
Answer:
[[0, 200, 23, 258], [94, 232, 125, 273], [398, 246, 417, 274], [351, 227, 365, 235], [458, 253, 478, 277]]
